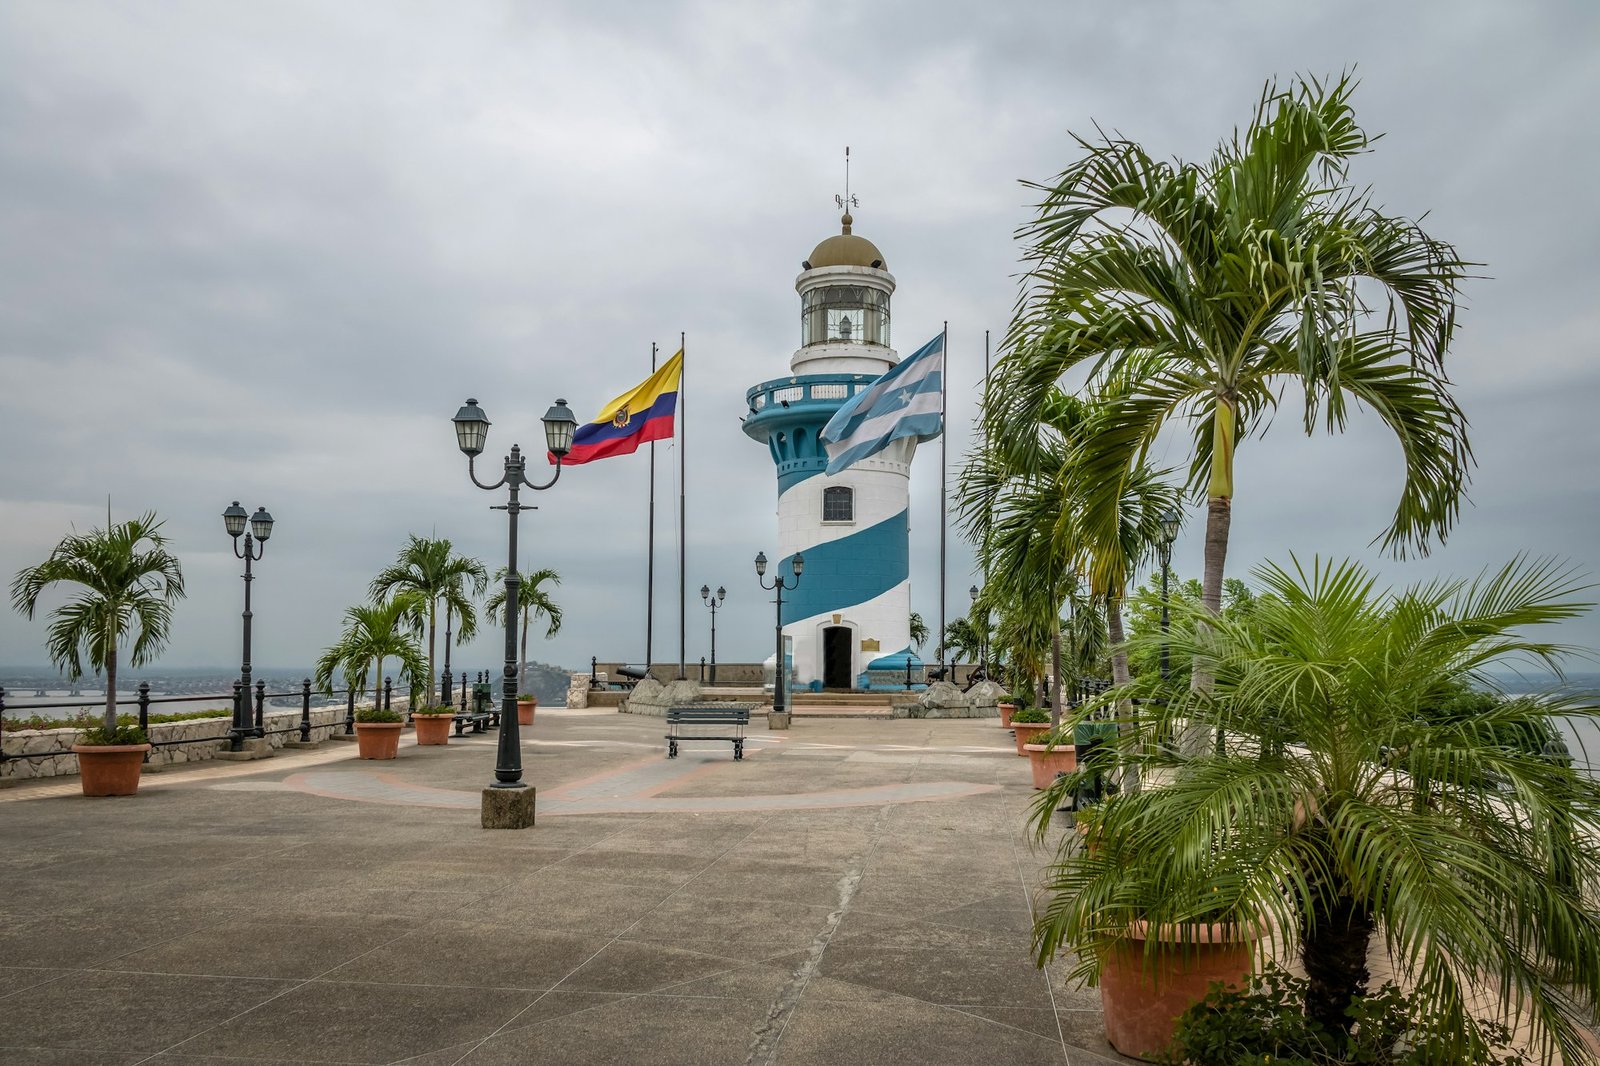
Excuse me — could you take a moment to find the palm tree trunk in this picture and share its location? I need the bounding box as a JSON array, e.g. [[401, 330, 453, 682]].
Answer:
[[1200, 494, 1231, 618], [1184, 491, 1233, 755], [1302, 893, 1375, 1035], [1050, 631, 1063, 730], [518, 608, 529, 695], [104, 639, 118, 736], [1107, 597, 1138, 792]]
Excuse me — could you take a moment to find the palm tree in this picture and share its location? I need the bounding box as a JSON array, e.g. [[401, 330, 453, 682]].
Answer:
[[10, 513, 186, 736], [905, 611, 929, 653], [996, 74, 1471, 630], [369, 536, 487, 703], [484, 567, 561, 695], [961, 388, 1178, 733], [1033, 556, 1600, 1061], [314, 592, 427, 705]]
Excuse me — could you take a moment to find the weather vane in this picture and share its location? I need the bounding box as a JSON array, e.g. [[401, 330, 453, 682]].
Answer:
[[835, 145, 858, 218]]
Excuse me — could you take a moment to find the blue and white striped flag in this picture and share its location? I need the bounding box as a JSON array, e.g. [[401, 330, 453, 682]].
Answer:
[[820, 333, 944, 475]]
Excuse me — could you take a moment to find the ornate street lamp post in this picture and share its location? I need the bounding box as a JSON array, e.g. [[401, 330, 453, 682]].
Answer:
[[700, 584, 726, 685], [222, 502, 273, 752], [755, 551, 803, 727], [969, 583, 987, 683], [1156, 507, 1181, 683], [452, 397, 577, 829]]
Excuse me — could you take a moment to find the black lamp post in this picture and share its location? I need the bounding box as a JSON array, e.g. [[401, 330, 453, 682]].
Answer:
[[969, 583, 987, 682], [453, 397, 577, 807], [755, 551, 803, 718], [1156, 507, 1181, 683], [223, 501, 273, 752], [700, 584, 726, 685]]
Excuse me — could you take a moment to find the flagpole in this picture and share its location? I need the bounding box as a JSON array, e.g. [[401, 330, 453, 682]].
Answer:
[[646, 342, 657, 677], [939, 320, 948, 682], [678, 330, 687, 682]]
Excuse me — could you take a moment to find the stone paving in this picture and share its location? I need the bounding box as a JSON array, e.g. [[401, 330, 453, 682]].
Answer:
[[0, 707, 1134, 1065]]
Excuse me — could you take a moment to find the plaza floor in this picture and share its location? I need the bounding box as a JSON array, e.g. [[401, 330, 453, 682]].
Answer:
[[0, 708, 1133, 1066]]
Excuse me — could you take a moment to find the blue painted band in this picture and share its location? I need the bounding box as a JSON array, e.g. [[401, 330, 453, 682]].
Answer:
[[779, 509, 908, 625]]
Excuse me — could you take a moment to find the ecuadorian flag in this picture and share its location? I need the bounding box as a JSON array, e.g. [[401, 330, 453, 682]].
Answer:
[[556, 349, 683, 465]]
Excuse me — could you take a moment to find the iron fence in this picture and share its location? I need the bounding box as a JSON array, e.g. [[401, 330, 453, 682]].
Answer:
[[0, 675, 451, 765]]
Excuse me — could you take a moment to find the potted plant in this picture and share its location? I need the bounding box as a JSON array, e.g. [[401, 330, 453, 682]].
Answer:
[[1023, 724, 1077, 789], [353, 705, 405, 759], [315, 592, 427, 761], [412, 705, 455, 746], [9, 512, 185, 797], [369, 535, 488, 706], [516, 693, 537, 726], [1009, 705, 1050, 756], [1033, 558, 1600, 1063]]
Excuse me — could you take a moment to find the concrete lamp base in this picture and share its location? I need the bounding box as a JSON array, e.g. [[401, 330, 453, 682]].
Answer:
[[768, 711, 792, 730], [481, 784, 537, 829], [214, 739, 274, 762]]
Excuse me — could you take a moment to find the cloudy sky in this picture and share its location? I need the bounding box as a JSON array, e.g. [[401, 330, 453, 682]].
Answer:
[[2, 1, 1597, 680]]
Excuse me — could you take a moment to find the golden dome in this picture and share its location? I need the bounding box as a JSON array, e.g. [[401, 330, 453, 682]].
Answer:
[[805, 213, 886, 270]]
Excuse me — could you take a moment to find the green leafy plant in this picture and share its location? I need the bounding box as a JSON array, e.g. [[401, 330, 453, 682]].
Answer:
[[371, 536, 488, 705], [3, 708, 228, 732], [994, 73, 1471, 633], [315, 592, 428, 705], [485, 567, 562, 697], [1158, 964, 1528, 1066], [1033, 556, 1600, 1061], [517, 693, 537, 701], [1011, 706, 1050, 724], [77, 723, 149, 746], [9, 512, 186, 742], [413, 705, 454, 715], [354, 706, 403, 724], [1033, 725, 1075, 747]]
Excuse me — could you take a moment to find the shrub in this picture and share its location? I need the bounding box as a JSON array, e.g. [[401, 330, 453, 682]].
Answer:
[[76, 723, 150, 746], [1159, 964, 1528, 1066], [1011, 706, 1050, 724], [2, 708, 228, 732], [355, 706, 404, 724]]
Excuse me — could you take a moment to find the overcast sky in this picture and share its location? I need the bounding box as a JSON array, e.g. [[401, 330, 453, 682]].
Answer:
[[2, 1, 1597, 681]]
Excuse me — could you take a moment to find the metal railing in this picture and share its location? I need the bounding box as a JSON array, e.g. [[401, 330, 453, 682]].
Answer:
[[0, 676, 450, 765]]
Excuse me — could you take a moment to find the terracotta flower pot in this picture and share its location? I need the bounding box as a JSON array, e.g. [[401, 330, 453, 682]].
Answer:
[[516, 698, 536, 726], [1010, 721, 1051, 756], [71, 743, 151, 797], [1024, 742, 1077, 789], [413, 713, 454, 746], [1100, 921, 1257, 1061], [354, 721, 403, 759], [998, 702, 1016, 728]]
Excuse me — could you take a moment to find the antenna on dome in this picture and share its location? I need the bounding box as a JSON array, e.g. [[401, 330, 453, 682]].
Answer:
[[834, 146, 858, 228]]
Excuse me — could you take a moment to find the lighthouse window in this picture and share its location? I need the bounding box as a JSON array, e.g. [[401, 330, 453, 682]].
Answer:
[[823, 486, 854, 522], [802, 286, 890, 347]]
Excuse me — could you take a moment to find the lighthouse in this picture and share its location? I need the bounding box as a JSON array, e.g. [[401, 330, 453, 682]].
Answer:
[[742, 209, 922, 690]]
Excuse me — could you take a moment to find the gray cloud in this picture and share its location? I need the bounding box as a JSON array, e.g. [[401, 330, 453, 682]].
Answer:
[[2, 0, 1596, 676]]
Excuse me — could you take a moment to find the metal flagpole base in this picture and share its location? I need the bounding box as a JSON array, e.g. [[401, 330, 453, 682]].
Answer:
[[481, 783, 536, 829]]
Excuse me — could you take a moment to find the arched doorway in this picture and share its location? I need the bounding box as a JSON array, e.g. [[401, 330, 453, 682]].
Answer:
[[822, 626, 853, 690]]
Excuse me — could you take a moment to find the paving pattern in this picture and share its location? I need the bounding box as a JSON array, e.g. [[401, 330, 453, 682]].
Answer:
[[0, 708, 1133, 1065]]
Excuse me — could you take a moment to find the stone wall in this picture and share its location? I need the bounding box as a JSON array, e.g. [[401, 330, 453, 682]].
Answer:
[[565, 673, 590, 709], [1, 705, 359, 783]]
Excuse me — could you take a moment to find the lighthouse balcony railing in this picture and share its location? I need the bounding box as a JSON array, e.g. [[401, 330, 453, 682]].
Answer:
[[747, 374, 875, 414]]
